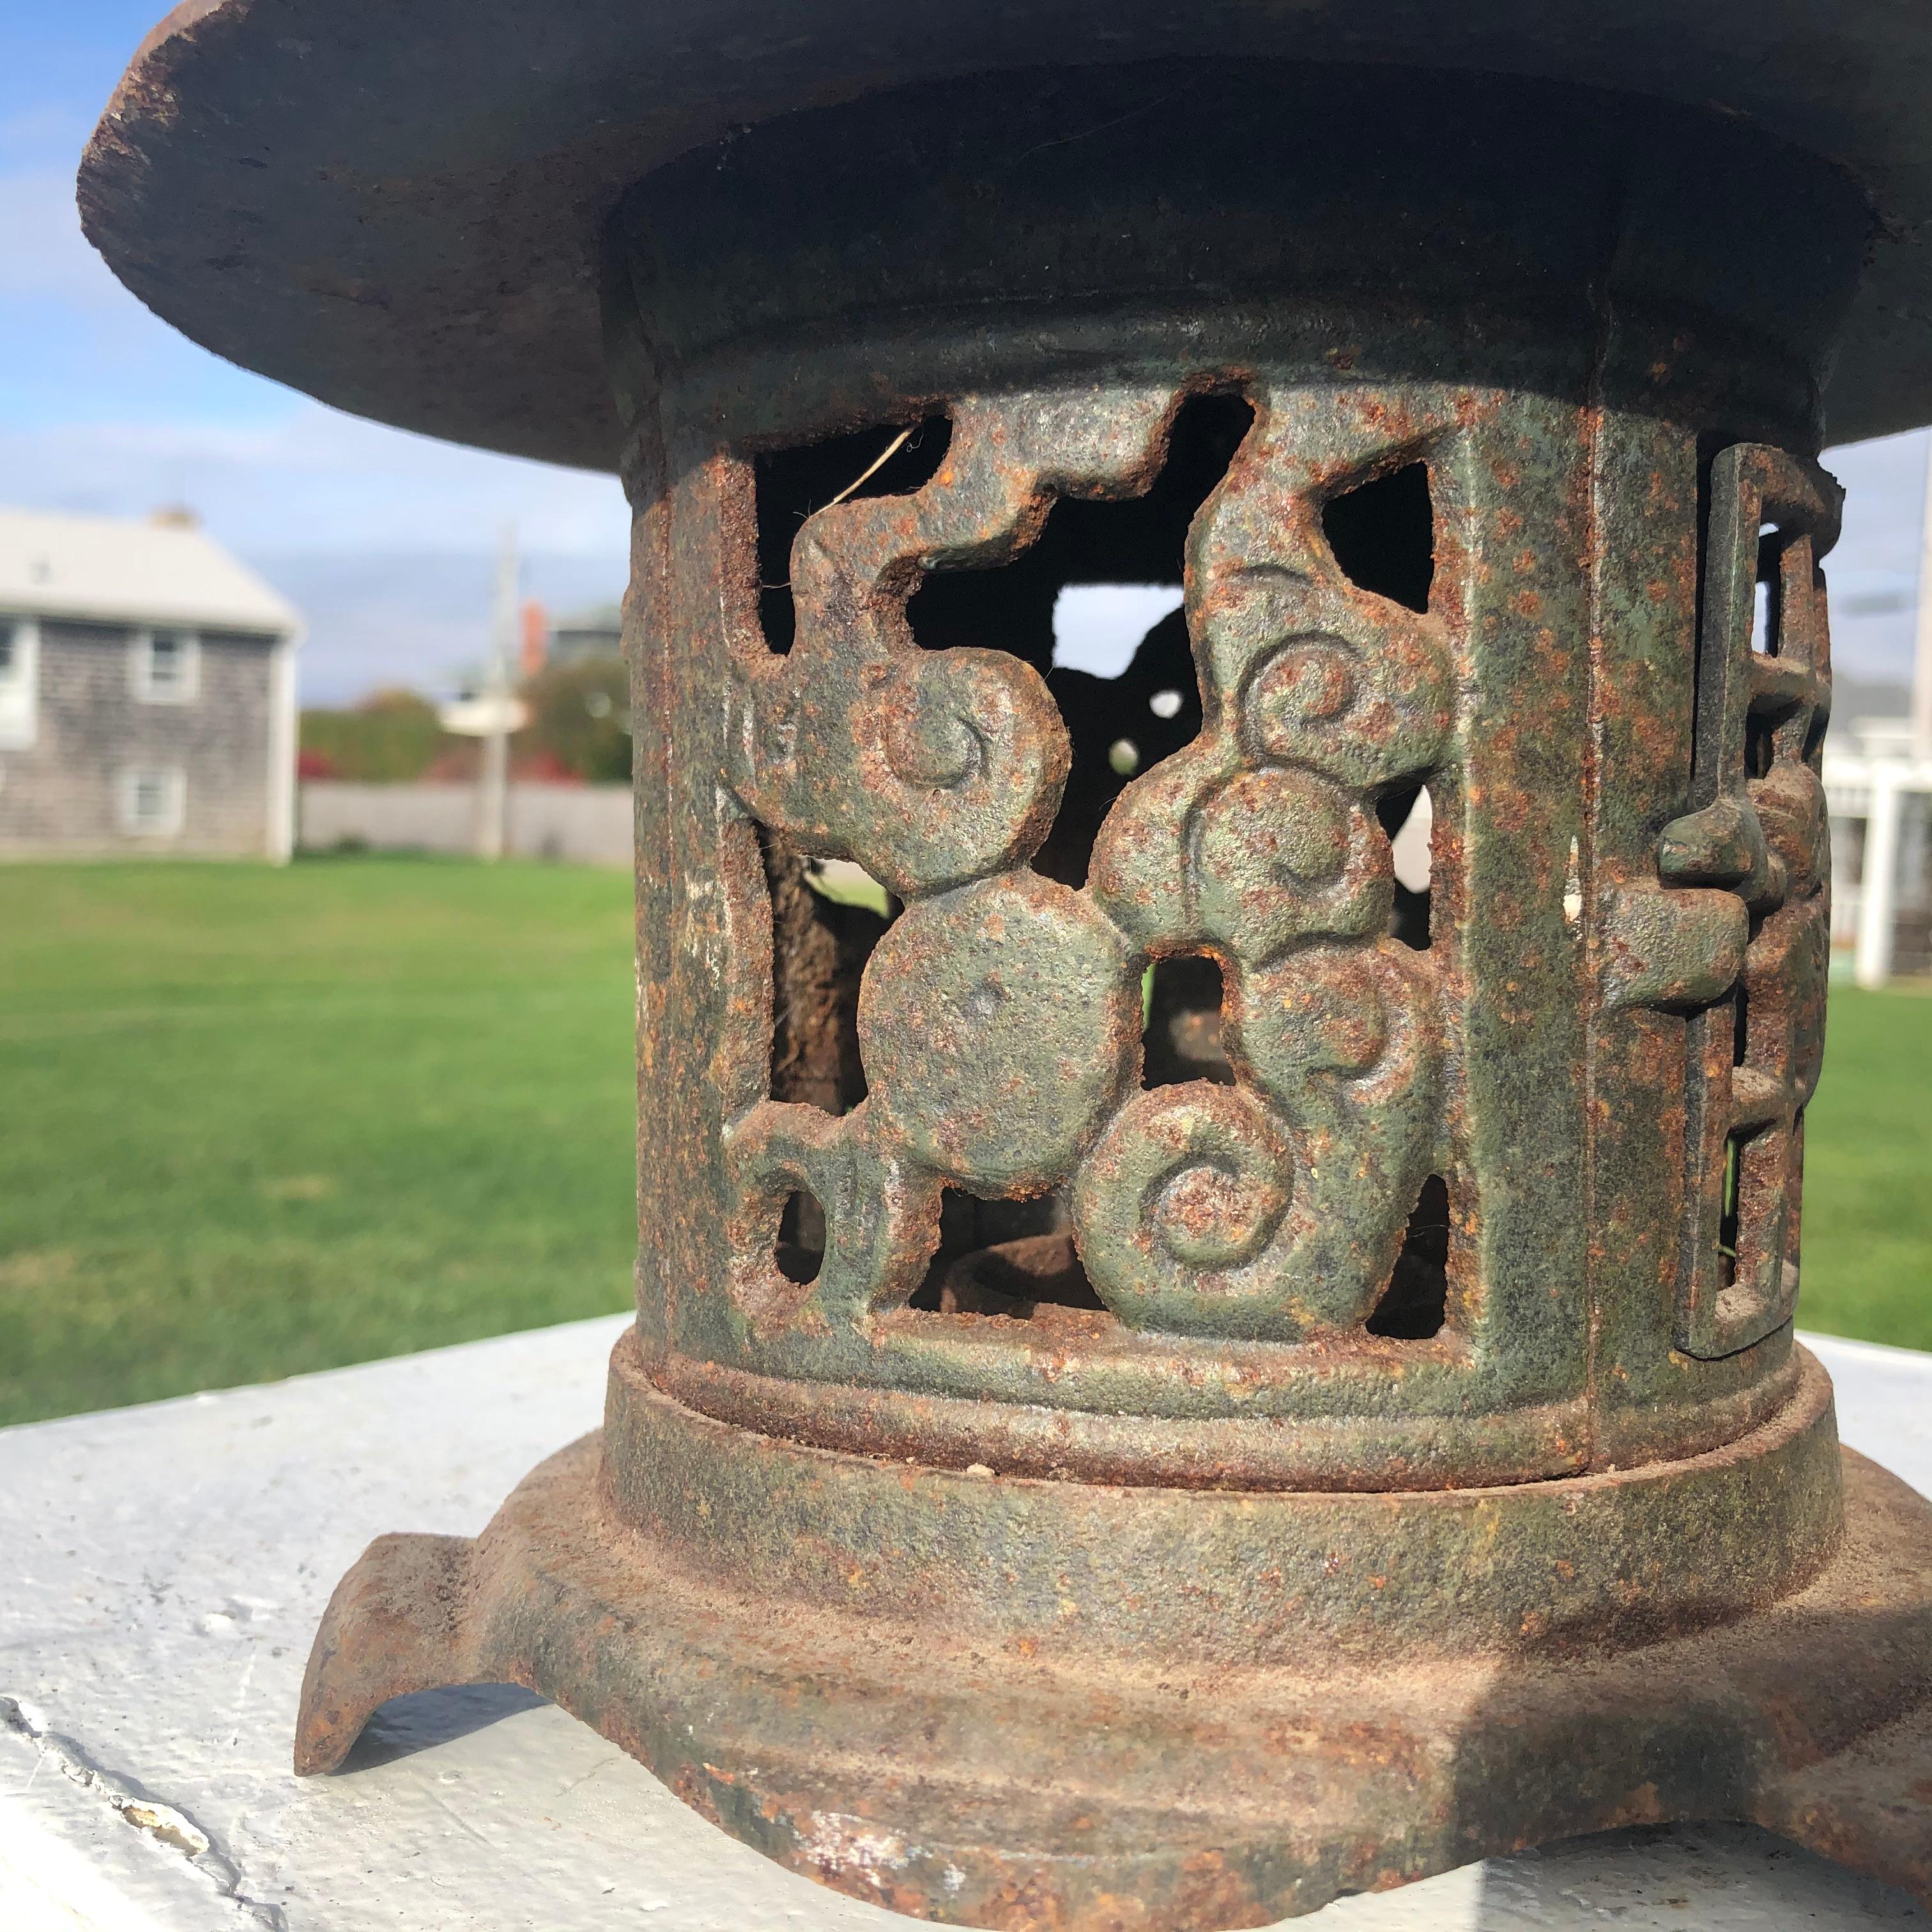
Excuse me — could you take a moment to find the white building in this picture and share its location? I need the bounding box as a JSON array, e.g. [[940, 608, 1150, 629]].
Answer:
[[1824, 710, 1932, 985], [0, 508, 300, 861]]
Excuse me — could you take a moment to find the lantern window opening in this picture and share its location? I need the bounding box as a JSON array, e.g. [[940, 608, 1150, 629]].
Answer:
[[1321, 461, 1435, 613], [1142, 952, 1233, 1089], [1364, 1172, 1452, 1340], [753, 415, 954, 654], [908, 1188, 1103, 1321], [1750, 523, 1784, 656], [776, 1187, 827, 1285], [1379, 779, 1435, 951], [1716, 1126, 1769, 1289], [1717, 1133, 1741, 1286], [760, 831, 891, 1121]]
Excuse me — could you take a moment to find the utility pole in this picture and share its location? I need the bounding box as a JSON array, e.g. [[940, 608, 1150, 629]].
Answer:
[[476, 522, 517, 861]]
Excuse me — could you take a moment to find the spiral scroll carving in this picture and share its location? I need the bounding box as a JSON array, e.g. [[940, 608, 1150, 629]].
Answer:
[[719, 383, 1457, 1346], [1071, 390, 1456, 1336], [726, 389, 1178, 900], [1070, 1083, 1296, 1337]]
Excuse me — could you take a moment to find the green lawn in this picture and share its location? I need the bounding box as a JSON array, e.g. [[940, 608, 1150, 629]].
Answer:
[[0, 863, 1926, 1429], [0, 859, 636, 1426], [1800, 983, 1932, 1353]]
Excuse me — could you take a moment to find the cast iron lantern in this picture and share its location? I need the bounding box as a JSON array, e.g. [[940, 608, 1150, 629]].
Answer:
[[86, 6, 1932, 1926]]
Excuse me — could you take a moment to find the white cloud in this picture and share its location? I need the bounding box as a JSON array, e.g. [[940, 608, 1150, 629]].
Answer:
[[0, 402, 631, 707], [0, 402, 631, 556]]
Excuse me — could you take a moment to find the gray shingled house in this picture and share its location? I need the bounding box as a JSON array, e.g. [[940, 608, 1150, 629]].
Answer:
[[0, 509, 300, 859]]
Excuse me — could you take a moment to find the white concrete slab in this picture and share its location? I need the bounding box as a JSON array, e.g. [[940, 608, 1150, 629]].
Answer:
[[1, 1317, 1925, 1931]]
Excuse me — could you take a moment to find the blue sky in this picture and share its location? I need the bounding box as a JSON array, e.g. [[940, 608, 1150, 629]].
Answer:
[[2, 1, 1926, 705], [2, 1, 632, 704]]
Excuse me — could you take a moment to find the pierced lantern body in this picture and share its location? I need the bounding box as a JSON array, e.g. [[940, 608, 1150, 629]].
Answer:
[[267, 61, 1930, 1930]]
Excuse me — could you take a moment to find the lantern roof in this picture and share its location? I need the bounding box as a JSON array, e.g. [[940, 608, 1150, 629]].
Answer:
[[80, 0, 1932, 470]]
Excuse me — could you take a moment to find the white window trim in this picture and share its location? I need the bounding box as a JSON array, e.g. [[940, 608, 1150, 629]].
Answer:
[[0, 615, 39, 751], [266, 633, 299, 862], [118, 765, 187, 838], [130, 627, 201, 705]]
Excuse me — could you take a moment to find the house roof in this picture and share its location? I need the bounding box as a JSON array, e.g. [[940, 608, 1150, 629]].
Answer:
[[0, 509, 300, 638]]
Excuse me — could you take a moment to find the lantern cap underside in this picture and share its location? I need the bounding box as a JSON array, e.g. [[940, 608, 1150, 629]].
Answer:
[[80, 0, 1932, 471]]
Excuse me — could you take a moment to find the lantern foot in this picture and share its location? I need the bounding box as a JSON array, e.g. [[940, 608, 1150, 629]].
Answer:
[[296, 1346, 1932, 1929]]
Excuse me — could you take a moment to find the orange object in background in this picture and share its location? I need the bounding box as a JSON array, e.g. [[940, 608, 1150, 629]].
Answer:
[[519, 599, 548, 678]]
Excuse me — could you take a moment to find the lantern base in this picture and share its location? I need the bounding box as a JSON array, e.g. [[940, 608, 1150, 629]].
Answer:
[[296, 1359, 1932, 1931]]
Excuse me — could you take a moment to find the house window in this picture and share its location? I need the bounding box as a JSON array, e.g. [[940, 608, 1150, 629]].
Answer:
[[132, 628, 200, 703], [0, 617, 37, 750], [119, 766, 187, 837]]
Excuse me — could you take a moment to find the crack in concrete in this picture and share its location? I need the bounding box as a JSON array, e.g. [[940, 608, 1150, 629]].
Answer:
[[3, 1692, 289, 1929]]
